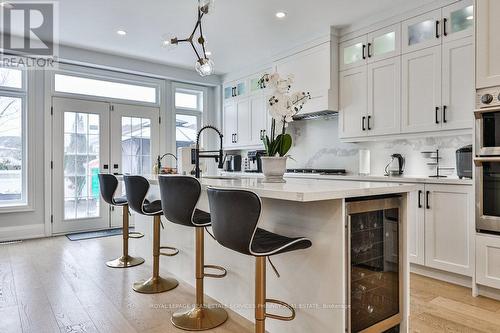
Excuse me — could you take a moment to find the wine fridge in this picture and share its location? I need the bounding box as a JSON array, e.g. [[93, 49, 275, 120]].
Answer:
[[346, 195, 402, 333]]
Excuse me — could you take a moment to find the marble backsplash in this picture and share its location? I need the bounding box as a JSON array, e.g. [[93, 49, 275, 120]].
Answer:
[[282, 116, 472, 177]]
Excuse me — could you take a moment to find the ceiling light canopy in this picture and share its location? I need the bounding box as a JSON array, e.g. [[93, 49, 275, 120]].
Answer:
[[275, 11, 287, 19], [163, 0, 215, 76], [116, 29, 127, 36]]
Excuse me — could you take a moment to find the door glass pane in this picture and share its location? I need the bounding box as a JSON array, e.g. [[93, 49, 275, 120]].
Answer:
[[483, 163, 500, 217], [237, 82, 246, 96], [450, 5, 474, 34], [121, 116, 152, 175], [344, 43, 364, 65], [408, 20, 435, 46], [373, 32, 395, 56], [0, 96, 24, 205], [63, 112, 100, 220], [250, 78, 262, 92], [224, 87, 232, 99], [176, 114, 198, 150]]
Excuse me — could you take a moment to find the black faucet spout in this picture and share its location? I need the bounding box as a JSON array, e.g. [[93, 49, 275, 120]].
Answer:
[[195, 125, 224, 178]]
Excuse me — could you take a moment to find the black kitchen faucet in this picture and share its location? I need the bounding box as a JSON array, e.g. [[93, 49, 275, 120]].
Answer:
[[194, 125, 224, 178]]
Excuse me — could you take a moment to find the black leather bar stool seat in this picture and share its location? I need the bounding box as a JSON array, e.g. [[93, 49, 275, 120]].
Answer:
[[123, 175, 179, 294], [98, 174, 144, 268], [207, 187, 312, 333], [159, 175, 228, 331]]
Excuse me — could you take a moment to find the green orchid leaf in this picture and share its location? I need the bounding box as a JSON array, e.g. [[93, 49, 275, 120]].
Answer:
[[279, 134, 292, 156]]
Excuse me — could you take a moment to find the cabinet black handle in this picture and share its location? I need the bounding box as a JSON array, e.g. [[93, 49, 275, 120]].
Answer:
[[362, 116, 366, 131], [367, 43, 372, 58], [435, 107, 440, 124], [113, 164, 119, 169], [436, 20, 440, 39], [234, 133, 237, 143], [418, 190, 423, 208], [362, 44, 367, 60], [426, 191, 431, 209], [367, 116, 372, 130], [443, 18, 448, 37], [443, 105, 447, 123], [103, 164, 109, 170]]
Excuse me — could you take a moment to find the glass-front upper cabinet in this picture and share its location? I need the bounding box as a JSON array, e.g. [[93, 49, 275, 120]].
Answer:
[[340, 35, 367, 71], [402, 9, 442, 53], [223, 81, 247, 100], [367, 23, 401, 63], [442, 0, 474, 42]]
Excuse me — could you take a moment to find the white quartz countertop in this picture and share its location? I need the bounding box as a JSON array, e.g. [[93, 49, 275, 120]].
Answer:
[[142, 175, 418, 202], [220, 171, 473, 186]]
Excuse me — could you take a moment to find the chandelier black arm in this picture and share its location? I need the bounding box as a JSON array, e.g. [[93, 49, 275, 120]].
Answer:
[[198, 18, 207, 58], [190, 41, 203, 62]]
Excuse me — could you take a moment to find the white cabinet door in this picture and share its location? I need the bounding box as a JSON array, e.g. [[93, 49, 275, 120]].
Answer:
[[235, 98, 251, 146], [250, 94, 267, 146], [339, 35, 367, 71], [408, 186, 425, 265], [339, 67, 367, 139], [367, 23, 401, 63], [275, 42, 332, 115], [402, 46, 442, 133], [476, 0, 500, 88], [223, 101, 237, 148], [424, 184, 473, 277], [476, 234, 500, 290], [367, 57, 401, 136], [442, 37, 474, 130], [442, 0, 474, 42], [402, 9, 442, 54]]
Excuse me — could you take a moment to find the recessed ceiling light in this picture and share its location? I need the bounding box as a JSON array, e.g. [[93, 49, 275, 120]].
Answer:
[[116, 30, 127, 36], [275, 11, 286, 19], [466, 15, 473, 20], [205, 51, 212, 56]]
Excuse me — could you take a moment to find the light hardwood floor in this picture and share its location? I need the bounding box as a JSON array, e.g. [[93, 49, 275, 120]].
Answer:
[[1, 236, 500, 333]]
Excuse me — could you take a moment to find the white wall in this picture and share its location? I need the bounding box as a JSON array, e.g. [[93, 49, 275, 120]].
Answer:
[[286, 117, 472, 177]]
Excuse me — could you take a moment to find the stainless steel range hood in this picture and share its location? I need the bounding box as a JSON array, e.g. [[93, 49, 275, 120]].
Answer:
[[293, 110, 338, 120]]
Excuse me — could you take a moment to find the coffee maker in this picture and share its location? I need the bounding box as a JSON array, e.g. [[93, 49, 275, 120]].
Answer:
[[246, 150, 266, 173], [224, 154, 242, 172]]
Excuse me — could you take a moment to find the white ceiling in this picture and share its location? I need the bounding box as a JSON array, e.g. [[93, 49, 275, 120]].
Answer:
[[13, 0, 438, 74]]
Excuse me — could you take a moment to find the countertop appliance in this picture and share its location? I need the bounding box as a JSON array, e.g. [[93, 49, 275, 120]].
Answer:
[[246, 150, 265, 173], [224, 154, 242, 172], [475, 88, 500, 234], [456, 145, 472, 179], [384, 154, 405, 176], [287, 168, 347, 175], [346, 195, 402, 332]]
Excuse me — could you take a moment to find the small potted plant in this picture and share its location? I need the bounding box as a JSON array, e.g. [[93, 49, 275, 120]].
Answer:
[[259, 73, 310, 183]]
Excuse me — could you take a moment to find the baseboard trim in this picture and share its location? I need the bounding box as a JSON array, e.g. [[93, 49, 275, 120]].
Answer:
[[477, 285, 500, 301], [0, 224, 46, 242], [410, 263, 472, 288]]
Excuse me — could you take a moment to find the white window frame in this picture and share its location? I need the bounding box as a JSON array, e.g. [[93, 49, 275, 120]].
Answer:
[[0, 63, 34, 212], [173, 82, 207, 148]]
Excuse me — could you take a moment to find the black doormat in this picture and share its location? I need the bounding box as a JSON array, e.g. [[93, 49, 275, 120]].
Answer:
[[66, 227, 134, 241]]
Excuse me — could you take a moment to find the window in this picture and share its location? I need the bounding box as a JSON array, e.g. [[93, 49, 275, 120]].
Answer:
[[0, 67, 27, 207], [54, 74, 157, 104], [175, 86, 204, 150]]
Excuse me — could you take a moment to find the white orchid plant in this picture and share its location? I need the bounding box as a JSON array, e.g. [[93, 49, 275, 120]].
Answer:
[[258, 73, 311, 157]]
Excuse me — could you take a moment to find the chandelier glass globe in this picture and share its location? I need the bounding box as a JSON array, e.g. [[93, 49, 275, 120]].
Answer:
[[195, 58, 215, 76]]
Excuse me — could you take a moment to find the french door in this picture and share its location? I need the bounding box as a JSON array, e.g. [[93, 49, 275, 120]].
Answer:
[[52, 97, 160, 234]]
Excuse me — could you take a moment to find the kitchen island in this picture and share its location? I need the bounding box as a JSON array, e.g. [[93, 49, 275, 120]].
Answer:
[[130, 176, 417, 333]]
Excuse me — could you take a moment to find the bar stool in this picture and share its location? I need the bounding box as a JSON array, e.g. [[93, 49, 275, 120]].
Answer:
[[98, 174, 145, 268], [123, 175, 179, 294], [207, 188, 312, 333], [158, 175, 228, 331]]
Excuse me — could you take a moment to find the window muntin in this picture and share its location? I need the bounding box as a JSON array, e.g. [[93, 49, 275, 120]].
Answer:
[[54, 74, 157, 104]]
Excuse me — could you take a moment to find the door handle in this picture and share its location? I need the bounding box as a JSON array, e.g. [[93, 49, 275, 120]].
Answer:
[[234, 133, 238, 143], [436, 20, 440, 39], [362, 44, 367, 60], [367, 43, 372, 58], [103, 164, 109, 170], [443, 105, 447, 123], [426, 191, 431, 209], [367, 116, 372, 130], [113, 164, 119, 169], [362, 116, 366, 131], [435, 107, 440, 124], [418, 190, 423, 208], [443, 18, 448, 37]]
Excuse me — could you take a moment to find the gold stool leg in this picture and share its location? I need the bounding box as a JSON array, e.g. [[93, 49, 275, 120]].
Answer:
[[171, 227, 228, 331], [133, 215, 178, 294], [255, 256, 266, 333], [106, 204, 145, 268]]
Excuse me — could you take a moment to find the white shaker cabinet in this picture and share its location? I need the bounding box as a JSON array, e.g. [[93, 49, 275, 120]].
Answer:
[[402, 9, 442, 53], [402, 45, 442, 133], [476, 234, 500, 290], [476, 0, 500, 88], [367, 56, 401, 136], [235, 98, 251, 146], [441, 0, 474, 42], [408, 186, 426, 266], [249, 93, 268, 146], [223, 101, 237, 148], [339, 67, 367, 138], [424, 184, 474, 277], [339, 35, 367, 71], [442, 36, 474, 130], [367, 24, 401, 63]]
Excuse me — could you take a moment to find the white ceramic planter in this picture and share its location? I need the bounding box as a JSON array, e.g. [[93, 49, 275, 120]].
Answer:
[[261, 156, 287, 183]]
